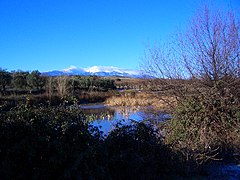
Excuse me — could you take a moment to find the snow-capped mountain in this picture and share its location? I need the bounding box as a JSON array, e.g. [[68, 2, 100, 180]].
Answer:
[[43, 66, 143, 78]]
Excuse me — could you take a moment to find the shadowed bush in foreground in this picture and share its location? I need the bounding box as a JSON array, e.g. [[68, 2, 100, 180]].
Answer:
[[0, 105, 101, 179], [0, 105, 191, 179], [72, 122, 187, 179]]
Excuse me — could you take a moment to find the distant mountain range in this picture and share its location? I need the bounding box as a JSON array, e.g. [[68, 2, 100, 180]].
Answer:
[[43, 66, 145, 78]]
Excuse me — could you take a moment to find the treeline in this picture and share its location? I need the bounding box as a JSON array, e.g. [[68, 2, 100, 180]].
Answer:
[[0, 69, 116, 96]]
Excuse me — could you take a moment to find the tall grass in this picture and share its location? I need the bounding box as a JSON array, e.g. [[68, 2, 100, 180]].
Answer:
[[105, 91, 176, 111]]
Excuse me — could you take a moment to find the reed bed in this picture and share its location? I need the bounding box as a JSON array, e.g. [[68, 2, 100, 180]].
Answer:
[[105, 92, 176, 111]]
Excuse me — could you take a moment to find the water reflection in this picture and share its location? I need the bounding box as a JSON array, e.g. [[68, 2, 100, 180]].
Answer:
[[80, 104, 170, 135], [81, 105, 115, 121]]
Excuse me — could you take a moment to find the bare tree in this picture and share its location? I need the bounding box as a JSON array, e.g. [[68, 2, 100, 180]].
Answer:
[[178, 7, 240, 91], [56, 76, 69, 98], [46, 77, 55, 99], [141, 42, 191, 101], [142, 6, 240, 161], [142, 6, 240, 96], [141, 42, 186, 79]]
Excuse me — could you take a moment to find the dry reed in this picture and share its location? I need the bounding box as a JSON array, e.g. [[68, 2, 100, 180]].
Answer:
[[105, 92, 176, 111]]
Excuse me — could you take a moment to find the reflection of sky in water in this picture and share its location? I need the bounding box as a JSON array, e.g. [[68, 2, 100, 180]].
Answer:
[[88, 107, 144, 135], [80, 104, 170, 135]]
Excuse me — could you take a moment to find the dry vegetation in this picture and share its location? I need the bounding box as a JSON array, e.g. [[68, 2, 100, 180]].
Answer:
[[105, 91, 177, 111], [141, 6, 240, 165]]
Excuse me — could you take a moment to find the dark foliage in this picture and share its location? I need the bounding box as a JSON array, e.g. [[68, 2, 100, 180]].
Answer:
[[0, 105, 188, 179], [0, 69, 12, 95], [0, 105, 101, 179]]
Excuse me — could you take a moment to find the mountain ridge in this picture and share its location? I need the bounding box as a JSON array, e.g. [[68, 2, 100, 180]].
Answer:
[[43, 66, 144, 78]]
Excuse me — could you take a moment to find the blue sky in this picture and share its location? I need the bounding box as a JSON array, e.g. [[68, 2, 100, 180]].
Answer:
[[0, 0, 239, 72]]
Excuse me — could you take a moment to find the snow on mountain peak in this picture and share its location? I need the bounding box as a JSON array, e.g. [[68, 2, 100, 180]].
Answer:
[[63, 65, 85, 73], [85, 66, 123, 73], [44, 65, 143, 78], [63, 65, 77, 72]]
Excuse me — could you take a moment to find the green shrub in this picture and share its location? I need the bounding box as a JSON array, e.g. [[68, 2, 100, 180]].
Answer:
[[0, 105, 191, 179], [165, 89, 240, 164], [0, 105, 102, 179], [67, 122, 186, 179], [103, 122, 183, 179]]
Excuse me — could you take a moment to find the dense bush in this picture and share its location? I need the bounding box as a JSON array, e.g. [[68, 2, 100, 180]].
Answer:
[[0, 105, 101, 179], [0, 105, 190, 179], [0, 69, 12, 95], [165, 88, 240, 164], [102, 122, 183, 179]]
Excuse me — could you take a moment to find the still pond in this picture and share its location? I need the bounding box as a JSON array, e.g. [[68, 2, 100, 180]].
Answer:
[[80, 103, 171, 135]]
